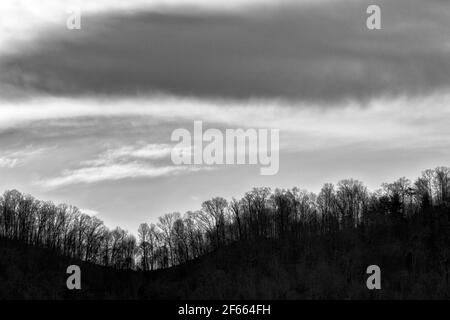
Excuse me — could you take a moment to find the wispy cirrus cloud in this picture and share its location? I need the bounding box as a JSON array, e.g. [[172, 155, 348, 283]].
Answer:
[[0, 146, 49, 168], [99, 143, 173, 162], [38, 143, 203, 188], [40, 163, 205, 188]]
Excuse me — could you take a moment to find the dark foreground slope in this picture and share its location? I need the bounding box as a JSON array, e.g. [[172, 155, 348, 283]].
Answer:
[[1, 221, 450, 300]]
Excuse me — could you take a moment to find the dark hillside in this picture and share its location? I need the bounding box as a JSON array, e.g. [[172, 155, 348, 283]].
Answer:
[[2, 218, 450, 300]]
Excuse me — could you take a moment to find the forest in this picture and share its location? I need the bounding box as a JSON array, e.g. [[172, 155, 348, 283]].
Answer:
[[0, 166, 450, 299]]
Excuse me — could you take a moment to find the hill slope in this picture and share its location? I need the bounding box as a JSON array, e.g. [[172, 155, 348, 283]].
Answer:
[[2, 232, 449, 300]]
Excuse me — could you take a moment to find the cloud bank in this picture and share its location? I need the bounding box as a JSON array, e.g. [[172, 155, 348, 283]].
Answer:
[[1, 0, 450, 102]]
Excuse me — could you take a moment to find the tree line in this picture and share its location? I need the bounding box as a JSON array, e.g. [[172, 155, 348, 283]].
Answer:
[[1, 166, 449, 271]]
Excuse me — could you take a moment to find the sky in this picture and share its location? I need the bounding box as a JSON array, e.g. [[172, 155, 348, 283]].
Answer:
[[0, 0, 450, 232]]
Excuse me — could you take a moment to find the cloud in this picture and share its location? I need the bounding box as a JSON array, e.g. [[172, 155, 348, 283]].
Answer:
[[80, 208, 99, 216], [78, 143, 175, 167], [0, 146, 49, 168], [1, 92, 450, 150], [0, 0, 319, 55], [40, 162, 204, 188], [1, 0, 449, 102], [0, 157, 18, 168], [38, 143, 205, 188], [100, 143, 173, 161], [0, 0, 263, 52], [5, 90, 448, 191]]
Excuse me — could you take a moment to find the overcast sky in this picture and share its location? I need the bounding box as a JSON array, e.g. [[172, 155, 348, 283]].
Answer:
[[1, 0, 449, 232]]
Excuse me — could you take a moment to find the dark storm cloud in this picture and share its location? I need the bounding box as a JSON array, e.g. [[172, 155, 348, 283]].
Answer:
[[1, 0, 450, 102]]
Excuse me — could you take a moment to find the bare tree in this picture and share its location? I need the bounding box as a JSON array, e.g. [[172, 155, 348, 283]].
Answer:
[[202, 197, 228, 248], [158, 212, 180, 266]]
